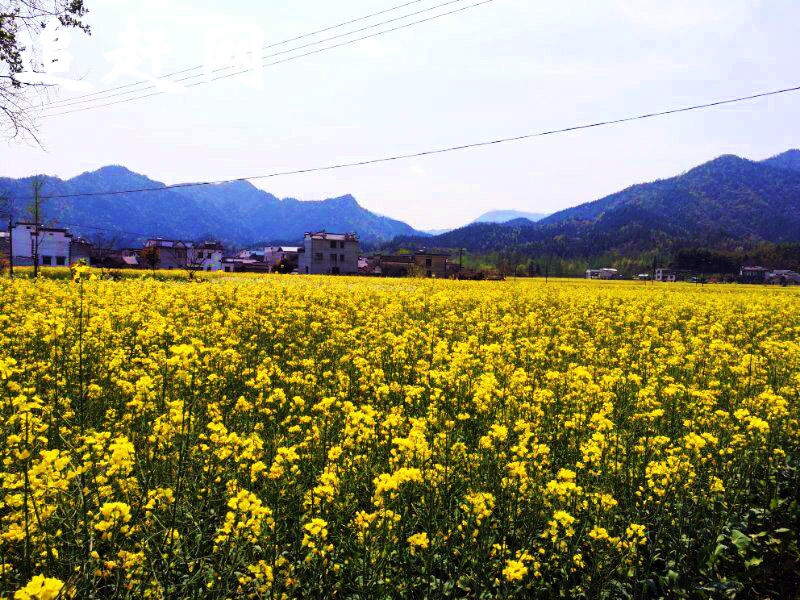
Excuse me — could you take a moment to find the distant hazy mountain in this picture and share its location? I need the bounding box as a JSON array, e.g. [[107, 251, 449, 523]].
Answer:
[[0, 166, 424, 247], [392, 150, 800, 257], [473, 209, 548, 223]]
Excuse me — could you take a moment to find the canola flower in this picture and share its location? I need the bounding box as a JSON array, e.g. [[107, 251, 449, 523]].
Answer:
[[407, 532, 430, 555], [0, 273, 798, 598], [13, 575, 64, 600]]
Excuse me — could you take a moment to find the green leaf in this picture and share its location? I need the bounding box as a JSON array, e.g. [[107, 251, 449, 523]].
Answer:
[[744, 556, 763, 568], [731, 530, 751, 555], [712, 543, 728, 558], [666, 570, 679, 584]]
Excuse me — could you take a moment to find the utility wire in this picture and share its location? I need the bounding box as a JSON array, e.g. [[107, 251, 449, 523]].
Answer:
[[42, 0, 469, 112], [59, 222, 158, 239], [41, 0, 432, 108], [41, 0, 493, 118], [20, 83, 800, 202]]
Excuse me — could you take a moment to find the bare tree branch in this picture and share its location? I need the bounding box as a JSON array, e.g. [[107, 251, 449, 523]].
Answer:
[[0, 0, 89, 143]]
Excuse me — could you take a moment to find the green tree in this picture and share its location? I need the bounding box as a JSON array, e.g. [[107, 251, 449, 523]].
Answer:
[[140, 246, 160, 272]]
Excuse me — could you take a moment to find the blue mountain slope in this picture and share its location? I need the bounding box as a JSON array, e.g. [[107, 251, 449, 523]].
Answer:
[[0, 166, 424, 246]]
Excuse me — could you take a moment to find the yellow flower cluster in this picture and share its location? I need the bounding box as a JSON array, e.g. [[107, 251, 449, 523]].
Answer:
[[0, 273, 798, 597], [13, 575, 63, 600]]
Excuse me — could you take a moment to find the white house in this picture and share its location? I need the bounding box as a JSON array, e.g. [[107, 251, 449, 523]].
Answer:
[[585, 268, 618, 280], [0, 231, 8, 262], [655, 268, 677, 282], [11, 222, 72, 266], [298, 231, 359, 275]]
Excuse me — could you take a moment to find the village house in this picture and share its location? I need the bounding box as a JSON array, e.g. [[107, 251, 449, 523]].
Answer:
[[70, 237, 93, 264], [220, 249, 271, 273], [138, 239, 226, 271], [657, 268, 697, 282], [265, 245, 301, 273], [655, 268, 677, 282], [221, 258, 239, 273], [236, 249, 266, 261], [766, 269, 800, 285], [189, 242, 224, 272], [118, 248, 141, 268], [585, 268, 619, 280], [739, 266, 769, 283], [9, 222, 94, 266], [0, 231, 8, 263], [142, 239, 191, 270], [298, 231, 359, 275], [358, 256, 375, 275], [374, 251, 450, 278]]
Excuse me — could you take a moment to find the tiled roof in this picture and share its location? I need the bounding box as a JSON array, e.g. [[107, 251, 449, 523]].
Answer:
[[305, 231, 358, 241]]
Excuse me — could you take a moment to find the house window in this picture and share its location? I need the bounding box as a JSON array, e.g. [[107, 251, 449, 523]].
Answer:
[[340, 254, 345, 262], [330, 253, 337, 262], [41, 255, 52, 265], [56, 256, 66, 266], [314, 252, 323, 262], [339, 241, 345, 248], [330, 241, 337, 249], [425, 258, 432, 267]]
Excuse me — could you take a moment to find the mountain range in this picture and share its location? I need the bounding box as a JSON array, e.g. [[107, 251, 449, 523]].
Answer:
[[0, 166, 424, 247], [392, 150, 800, 258], [3, 150, 800, 257]]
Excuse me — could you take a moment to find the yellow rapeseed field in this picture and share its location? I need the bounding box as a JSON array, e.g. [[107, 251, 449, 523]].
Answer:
[[0, 272, 798, 598]]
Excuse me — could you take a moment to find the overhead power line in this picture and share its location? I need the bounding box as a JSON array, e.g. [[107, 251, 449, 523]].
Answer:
[[41, 0, 433, 108], [59, 222, 156, 239], [20, 83, 800, 202], [41, 0, 493, 118], [41, 0, 465, 111]]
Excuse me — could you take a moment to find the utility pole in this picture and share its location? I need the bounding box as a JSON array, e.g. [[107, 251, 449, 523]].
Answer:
[[32, 179, 42, 278], [1, 195, 11, 278], [651, 255, 657, 286], [7, 215, 12, 278]]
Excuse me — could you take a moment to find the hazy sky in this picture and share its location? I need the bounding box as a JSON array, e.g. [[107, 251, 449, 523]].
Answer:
[[2, 0, 799, 230]]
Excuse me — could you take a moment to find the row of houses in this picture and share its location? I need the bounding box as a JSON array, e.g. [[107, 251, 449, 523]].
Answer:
[[586, 268, 703, 282], [739, 266, 800, 285], [0, 225, 457, 278], [586, 265, 800, 284], [266, 233, 452, 277]]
